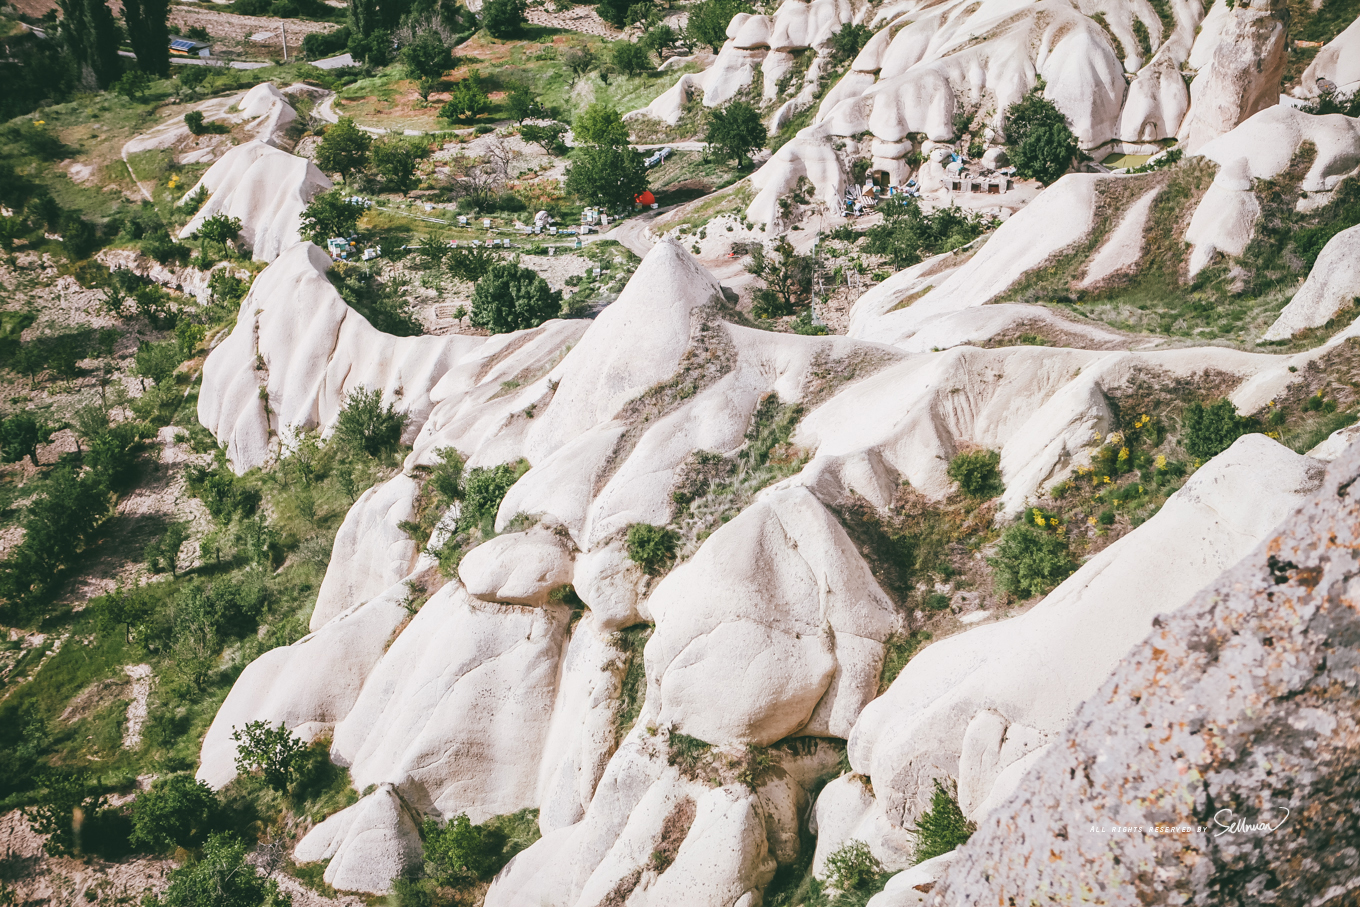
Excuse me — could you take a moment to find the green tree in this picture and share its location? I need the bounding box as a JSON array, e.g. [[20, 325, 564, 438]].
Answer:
[[572, 102, 630, 146], [177, 64, 209, 97], [347, 27, 392, 65], [625, 523, 678, 575], [910, 779, 976, 863], [22, 772, 108, 857], [400, 29, 453, 88], [150, 833, 291, 907], [611, 40, 652, 76], [823, 839, 885, 894], [481, 0, 525, 37], [113, 69, 154, 100], [1181, 399, 1257, 461], [745, 235, 813, 318], [468, 260, 562, 333], [145, 521, 189, 576], [129, 775, 220, 853], [92, 583, 155, 644], [193, 213, 242, 256], [1003, 92, 1077, 186], [828, 22, 871, 65], [863, 197, 998, 269], [505, 84, 548, 123], [988, 524, 1076, 599], [439, 74, 491, 122], [123, 0, 171, 76], [57, 0, 121, 89], [641, 22, 679, 57], [946, 449, 1004, 499], [134, 340, 181, 386], [316, 117, 373, 182], [300, 189, 361, 244], [595, 0, 632, 28], [231, 721, 307, 794], [0, 466, 110, 616], [0, 413, 55, 466], [561, 46, 595, 82], [458, 462, 521, 531], [423, 814, 501, 886], [519, 122, 567, 155], [371, 139, 422, 194], [333, 386, 407, 459], [685, 0, 751, 51], [565, 144, 649, 209], [705, 101, 765, 168]]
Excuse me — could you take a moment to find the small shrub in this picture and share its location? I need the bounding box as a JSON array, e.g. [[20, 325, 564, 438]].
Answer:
[[333, 387, 407, 459], [129, 775, 220, 853], [946, 449, 1004, 499], [1180, 399, 1257, 461], [469, 260, 562, 333], [910, 779, 976, 863], [231, 720, 307, 793], [626, 523, 678, 576], [988, 524, 1076, 599], [823, 839, 885, 893]]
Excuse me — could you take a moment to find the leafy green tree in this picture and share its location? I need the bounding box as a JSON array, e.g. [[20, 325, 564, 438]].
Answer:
[[113, 69, 154, 100], [439, 74, 491, 122], [22, 772, 108, 857], [988, 524, 1076, 599], [401, 29, 453, 84], [231, 721, 307, 794], [334, 386, 407, 459], [481, 0, 525, 37], [505, 84, 548, 123], [176, 319, 207, 358], [561, 46, 595, 82], [458, 462, 520, 530], [316, 117, 373, 182], [445, 246, 498, 281], [177, 64, 209, 97], [57, 0, 121, 89], [685, 0, 751, 51], [625, 523, 678, 575], [910, 779, 976, 863], [130, 775, 220, 853], [564, 144, 649, 209], [745, 235, 813, 318], [194, 213, 242, 257], [149, 833, 291, 907], [946, 449, 1004, 499], [300, 189, 362, 244], [145, 521, 190, 576], [1181, 399, 1257, 461], [423, 814, 502, 886], [469, 260, 562, 333], [863, 197, 997, 269], [134, 340, 181, 387], [641, 22, 680, 56], [611, 40, 652, 76], [371, 139, 423, 194], [828, 22, 871, 65], [92, 582, 155, 644], [705, 101, 765, 168], [347, 27, 392, 65], [123, 0, 171, 76], [0, 413, 55, 466], [519, 122, 568, 155], [823, 839, 885, 894], [1003, 92, 1077, 185], [572, 102, 630, 146]]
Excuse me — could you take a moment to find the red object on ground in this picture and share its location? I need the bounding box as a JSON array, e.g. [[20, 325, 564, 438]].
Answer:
[[635, 190, 656, 205]]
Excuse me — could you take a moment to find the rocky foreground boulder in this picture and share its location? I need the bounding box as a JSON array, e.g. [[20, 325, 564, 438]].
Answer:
[[931, 439, 1360, 904]]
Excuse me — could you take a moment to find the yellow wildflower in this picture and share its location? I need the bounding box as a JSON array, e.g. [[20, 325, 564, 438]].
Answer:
[[1088, 516, 1097, 526], [1154, 454, 1167, 469], [1118, 447, 1129, 462]]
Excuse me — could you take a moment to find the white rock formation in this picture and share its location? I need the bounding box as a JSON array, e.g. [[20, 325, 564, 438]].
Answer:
[[847, 436, 1322, 836], [1178, 0, 1287, 151], [1296, 14, 1360, 97], [1184, 155, 1260, 277], [865, 852, 958, 907], [459, 525, 575, 607], [1262, 223, 1360, 341], [294, 784, 424, 894], [178, 141, 332, 262], [1080, 187, 1160, 286]]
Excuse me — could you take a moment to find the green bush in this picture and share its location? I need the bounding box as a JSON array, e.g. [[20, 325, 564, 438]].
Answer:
[[1003, 92, 1077, 186], [422, 810, 539, 887], [1180, 398, 1257, 461], [469, 260, 562, 333], [231, 720, 307, 794], [611, 39, 653, 75], [129, 774, 221, 853], [706, 101, 766, 168], [301, 189, 362, 244], [147, 832, 290, 907], [459, 462, 520, 531], [863, 198, 998, 269], [626, 523, 678, 576], [481, 0, 526, 37], [333, 386, 407, 459], [987, 524, 1076, 599], [910, 779, 976, 863], [946, 449, 1004, 499], [824, 839, 886, 894]]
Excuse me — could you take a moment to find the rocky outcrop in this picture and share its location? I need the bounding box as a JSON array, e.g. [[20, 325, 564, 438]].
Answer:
[[1178, 0, 1288, 152], [1295, 13, 1360, 97], [1263, 223, 1360, 341], [929, 438, 1360, 905], [178, 142, 332, 262]]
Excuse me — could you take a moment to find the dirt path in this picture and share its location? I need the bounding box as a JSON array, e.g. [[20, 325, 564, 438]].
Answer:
[[122, 664, 154, 750]]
